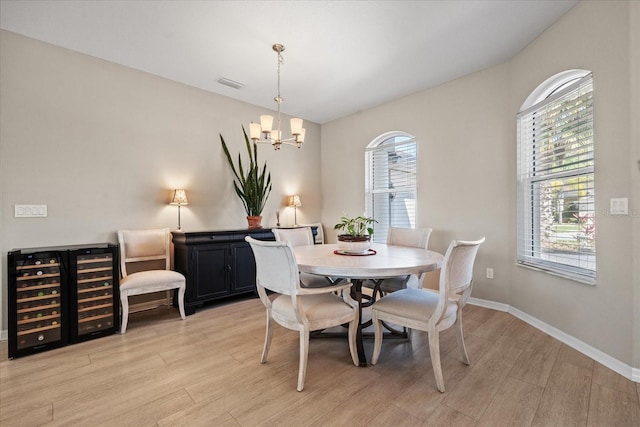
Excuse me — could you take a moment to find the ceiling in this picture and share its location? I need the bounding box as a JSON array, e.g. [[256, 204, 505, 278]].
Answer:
[[0, 0, 578, 124]]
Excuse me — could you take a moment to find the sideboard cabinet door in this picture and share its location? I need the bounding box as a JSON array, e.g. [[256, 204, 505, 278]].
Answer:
[[192, 245, 229, 301], [230, 242, 257, 293]]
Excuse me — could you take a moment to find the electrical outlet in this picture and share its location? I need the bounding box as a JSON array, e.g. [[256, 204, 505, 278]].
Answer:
[[610, 198, 628, 215], [486, 268, 494, 279], [15, 204, 47, 218]]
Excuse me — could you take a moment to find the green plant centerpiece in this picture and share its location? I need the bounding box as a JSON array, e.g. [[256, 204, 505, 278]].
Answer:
[[334, 214, 377, 253], [220, 127, 272, 228]]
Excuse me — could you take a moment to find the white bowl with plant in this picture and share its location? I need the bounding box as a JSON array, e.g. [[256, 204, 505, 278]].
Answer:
[[334, 215, 377, 253]]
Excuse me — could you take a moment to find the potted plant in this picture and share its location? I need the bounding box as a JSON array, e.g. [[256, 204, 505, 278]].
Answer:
[[334, 214, 377, 253], [220, 127, 272, 228]]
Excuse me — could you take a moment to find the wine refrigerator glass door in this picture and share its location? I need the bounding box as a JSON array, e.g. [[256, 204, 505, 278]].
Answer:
[[9, 251, 68, 358], [72, 247, 119, 340]]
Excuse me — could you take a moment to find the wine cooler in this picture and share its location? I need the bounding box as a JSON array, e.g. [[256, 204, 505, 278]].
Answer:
[[8, 243, 119, 358]]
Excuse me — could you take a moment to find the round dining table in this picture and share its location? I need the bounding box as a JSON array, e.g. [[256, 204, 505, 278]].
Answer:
[[293, 242, 444, 366]]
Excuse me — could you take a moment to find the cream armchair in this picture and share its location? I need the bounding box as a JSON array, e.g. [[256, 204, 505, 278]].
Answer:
[[117, 228, 186, 333]]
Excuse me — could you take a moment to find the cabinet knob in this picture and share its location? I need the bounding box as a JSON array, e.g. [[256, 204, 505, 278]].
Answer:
[[210, 235, 216, 240], [226, 265, 232, 272]]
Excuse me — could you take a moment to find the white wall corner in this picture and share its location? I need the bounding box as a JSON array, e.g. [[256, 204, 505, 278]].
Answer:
[[468, 297, 638, 383]]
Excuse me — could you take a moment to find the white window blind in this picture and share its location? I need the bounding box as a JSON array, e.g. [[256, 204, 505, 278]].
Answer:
[[517, 73, 595, 282], [366, 133, 417, 243]]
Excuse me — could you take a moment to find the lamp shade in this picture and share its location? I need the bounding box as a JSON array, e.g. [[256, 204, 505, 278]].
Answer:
[[290, 118, 303, 135], [249, 122, 261, 140], [288, 195, 302, 207], [170, 189, 189, 205]]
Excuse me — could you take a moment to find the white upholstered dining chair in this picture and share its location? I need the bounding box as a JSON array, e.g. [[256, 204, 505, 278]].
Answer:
[[272, 227, 336, 288], [117, 228, 186, 333], [366, 227, 433, 298], [245, 236, 359, 391], [371, 237, 485, 392]]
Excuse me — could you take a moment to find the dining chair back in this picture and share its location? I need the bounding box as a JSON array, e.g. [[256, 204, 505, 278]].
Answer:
[[303, 222, 325, 244], [117, 228, 186, 333], [387, 226, 432, 249], [272, 227, 315, 247], [245, 236, 359, 391], [272, 227, 335, 288], [371, 237, 485, 392]]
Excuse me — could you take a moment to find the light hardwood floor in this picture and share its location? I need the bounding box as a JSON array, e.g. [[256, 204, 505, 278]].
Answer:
[[1, 297, 638, 426]]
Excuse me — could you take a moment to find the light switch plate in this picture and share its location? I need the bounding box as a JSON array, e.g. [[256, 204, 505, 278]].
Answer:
[[15, 204, 48, 218], [609, 198, 628, 215]]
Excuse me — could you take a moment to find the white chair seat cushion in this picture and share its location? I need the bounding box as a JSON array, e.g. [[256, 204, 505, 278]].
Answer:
[[299, 272, 332, 288], [272, 293, 354, 323], [120, 270, 185, 293], [373, 288, 457, 323]]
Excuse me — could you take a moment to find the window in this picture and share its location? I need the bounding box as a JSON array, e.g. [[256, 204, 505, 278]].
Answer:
[[517, 71, 595, 283], [366, 132, 417, 243]]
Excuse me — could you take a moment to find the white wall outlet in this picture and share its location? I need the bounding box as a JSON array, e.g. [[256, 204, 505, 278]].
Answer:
[[486, 268, 494, 279], [15, 204, 47, 218], [609, 198, 628, 215]]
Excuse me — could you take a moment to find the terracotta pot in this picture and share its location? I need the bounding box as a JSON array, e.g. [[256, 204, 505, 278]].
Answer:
[[247, 215, 263, 229], [337, 235, 371, 254]]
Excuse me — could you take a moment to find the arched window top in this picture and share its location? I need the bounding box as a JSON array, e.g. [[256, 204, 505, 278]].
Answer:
[[366, 131, 415, 150], [520, 69, 591, 112]]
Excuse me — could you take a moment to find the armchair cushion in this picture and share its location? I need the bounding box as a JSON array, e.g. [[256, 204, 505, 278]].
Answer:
[[120, 270, 184, 291]]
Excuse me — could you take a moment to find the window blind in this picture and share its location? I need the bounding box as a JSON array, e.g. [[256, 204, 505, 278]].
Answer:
[[517, 74, 595, 281], [366, 135, 417, 243]]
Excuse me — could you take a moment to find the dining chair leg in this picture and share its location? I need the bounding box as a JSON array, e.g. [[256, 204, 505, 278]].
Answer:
[[371, 312, 383, 365], [428, 328, 445, 392], [261, 311, 274, 363], [297, 328, 310, 392], [454, 314, 470, 365], [348, 317, 359, 366], [120, 293, 129, 334], [177, 286, 186, 320]]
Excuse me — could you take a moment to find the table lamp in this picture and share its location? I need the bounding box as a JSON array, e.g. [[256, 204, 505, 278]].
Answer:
[[170, 189, 189, 231], [288, 195, 302, 226]]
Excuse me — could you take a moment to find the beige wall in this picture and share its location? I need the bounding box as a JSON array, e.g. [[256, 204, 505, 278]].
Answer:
[[321, 64, 512, 305], [322, 1, 638, 368], [0, 30, 322, 331]]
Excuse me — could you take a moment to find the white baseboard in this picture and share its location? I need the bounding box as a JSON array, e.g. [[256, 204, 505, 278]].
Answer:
[[468, 297, 638, 383], [468, 297, 510, 313], [0, 329, 7, 341]]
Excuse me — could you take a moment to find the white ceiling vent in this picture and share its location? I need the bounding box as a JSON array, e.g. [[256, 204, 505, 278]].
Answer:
[[217, 77, 244, 89]]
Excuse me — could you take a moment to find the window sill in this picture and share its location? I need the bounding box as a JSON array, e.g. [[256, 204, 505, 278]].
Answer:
[[516, 261, 596, 286]]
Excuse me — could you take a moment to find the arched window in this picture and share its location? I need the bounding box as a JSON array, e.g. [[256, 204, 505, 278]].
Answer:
[[517, 70, 595, 283], [365, 132, 417, 243]]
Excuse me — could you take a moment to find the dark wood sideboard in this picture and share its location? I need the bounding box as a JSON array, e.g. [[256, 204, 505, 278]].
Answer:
[[171, 228, 275, 315]]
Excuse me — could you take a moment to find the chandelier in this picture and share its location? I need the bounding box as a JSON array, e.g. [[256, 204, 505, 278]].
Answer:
[[249, 44, 305, 150]]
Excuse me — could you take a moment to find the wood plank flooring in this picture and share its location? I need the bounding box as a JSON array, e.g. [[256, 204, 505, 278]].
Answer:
[[1, 298, 638, 426]]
